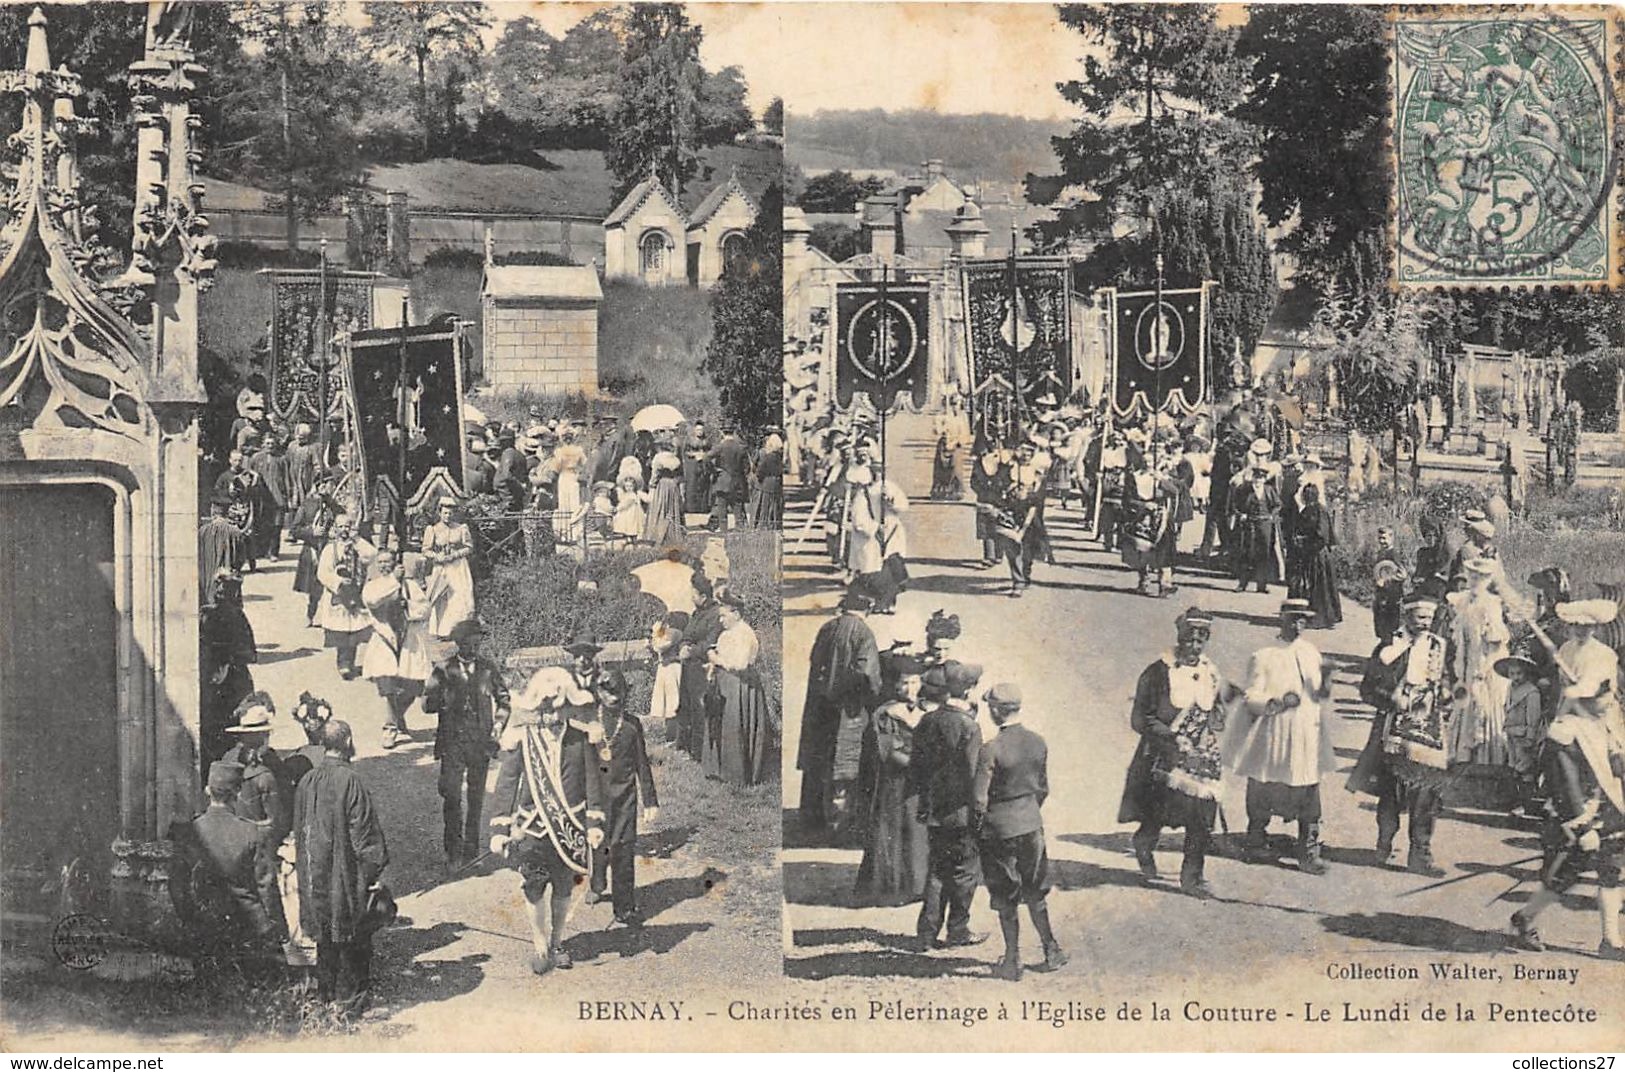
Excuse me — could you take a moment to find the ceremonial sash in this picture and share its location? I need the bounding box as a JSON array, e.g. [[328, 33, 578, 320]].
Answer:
[[1154, 659, 1226, 801], [1383, 632, 1452, 782], [518, 726, 591, 876]]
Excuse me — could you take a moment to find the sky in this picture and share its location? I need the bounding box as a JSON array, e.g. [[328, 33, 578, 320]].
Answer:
[[484, 2, 1084, 120]]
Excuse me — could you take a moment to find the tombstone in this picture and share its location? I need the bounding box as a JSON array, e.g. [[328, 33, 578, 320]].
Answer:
[[0, 8, 210, 940]]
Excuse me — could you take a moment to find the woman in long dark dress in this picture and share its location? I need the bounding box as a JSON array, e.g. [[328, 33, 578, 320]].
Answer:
[[700, 598, 774, 786], [853, 658, 929, 905], [1291, 483, 1343, 628], [751, 434, 784, 528], [682, 425, 712, 515]]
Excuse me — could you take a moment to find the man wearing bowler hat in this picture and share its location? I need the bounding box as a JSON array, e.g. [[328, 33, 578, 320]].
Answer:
[[423, 619, 509, 869], [975, 682, 1065, 979], [913, 660, 987, 949]]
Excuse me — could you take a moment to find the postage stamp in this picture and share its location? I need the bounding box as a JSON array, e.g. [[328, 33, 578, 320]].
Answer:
[[1391, 7, 1621, 287]]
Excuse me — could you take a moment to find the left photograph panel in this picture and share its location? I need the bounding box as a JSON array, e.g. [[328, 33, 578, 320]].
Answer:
[[0, 1, 784, 1049]]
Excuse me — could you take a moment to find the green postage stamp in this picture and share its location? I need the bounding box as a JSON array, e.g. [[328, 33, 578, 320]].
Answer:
[[1392, 7, 1621, 287]]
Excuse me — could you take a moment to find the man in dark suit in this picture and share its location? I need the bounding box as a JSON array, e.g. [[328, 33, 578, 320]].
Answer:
[[184, 760, 284, 958], [423, 619, 510, 868], [975, 683, 1066, 980], [587, 671, 658, 925], [708, 423, 751, 531], [911, 660, 987, 950]]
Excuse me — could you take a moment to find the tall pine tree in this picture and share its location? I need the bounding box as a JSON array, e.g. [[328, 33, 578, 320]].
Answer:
[[1028, 6, 1272, 391], [606, 4, 704, 204]]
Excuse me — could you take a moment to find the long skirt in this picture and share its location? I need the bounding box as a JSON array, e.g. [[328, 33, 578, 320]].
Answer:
[[700, 667, 774, 787], [751, 479, 782, 528], [427, 559, 476, 638], [1290, 547, 1342, 627], [854, 773, 929, 904], [643, 478, 684, 548], [293, 540, 323, 594], [683, 459, 712, 514]]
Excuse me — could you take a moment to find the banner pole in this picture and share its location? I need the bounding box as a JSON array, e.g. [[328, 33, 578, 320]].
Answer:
[[396, 296, 410, 553], [879, 264, 889, 537], [317, 238, 329, 463]]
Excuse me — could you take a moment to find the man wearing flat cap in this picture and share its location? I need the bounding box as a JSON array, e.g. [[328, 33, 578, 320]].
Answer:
[[975, 682, 1065, 979], [423, 618, 510, 868], [798, 586, 882, 840], [1120, 607, 1233, 898], [1348, 591, 1455, 875], [912, 660, 987, 949], [179, 760, 284, 958], [1225, 599, 1337, 874]]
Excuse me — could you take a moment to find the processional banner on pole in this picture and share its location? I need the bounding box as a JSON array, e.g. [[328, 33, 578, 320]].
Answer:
[[834, 282, 930, 410], [266, 270, 375, 424], [961, 256, 1072, 410], [340, 322, 467, 517], [1105, 285, 1209, 419]]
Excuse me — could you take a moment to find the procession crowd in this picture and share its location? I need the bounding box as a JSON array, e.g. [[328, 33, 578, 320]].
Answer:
[[189, 395, 779, 1018], [792, 386, 1625, 979]]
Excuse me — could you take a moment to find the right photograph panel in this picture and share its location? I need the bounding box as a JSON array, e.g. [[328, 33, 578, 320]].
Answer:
[[780, 1, 1624, 1050]]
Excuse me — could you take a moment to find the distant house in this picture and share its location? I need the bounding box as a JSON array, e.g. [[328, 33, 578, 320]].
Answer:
[[602, 172, 760, 289], [843, 160, 1062, 268]]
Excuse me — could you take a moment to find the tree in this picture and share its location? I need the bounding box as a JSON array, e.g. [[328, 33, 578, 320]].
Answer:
[[606, 4, 704, 204], [1030, 6, 1270, 390], [697, 65, 754, 145], [218, 3, 372, 247], [704, 184, 783, 435], [796, 169, 885, 213], [1028, 6, 1251, 248], [762, 97, 784, 137], [808, 221, 862, 262], [362, 1, 490, 156], [1236, 6, 1388, 311]]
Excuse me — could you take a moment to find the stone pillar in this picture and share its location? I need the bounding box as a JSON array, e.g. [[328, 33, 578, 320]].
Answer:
[[386, 189, 411, 275], [946, 201, 988, 260], [783, 205, 811, 339]]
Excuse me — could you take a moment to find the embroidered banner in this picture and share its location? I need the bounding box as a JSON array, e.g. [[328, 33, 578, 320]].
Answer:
[[834, 282, 930, 410], [267, 270, 375, 425], [961, 256, 1071, 409], [341, 322, 466, 513], [1107, 285, 1209, 419]]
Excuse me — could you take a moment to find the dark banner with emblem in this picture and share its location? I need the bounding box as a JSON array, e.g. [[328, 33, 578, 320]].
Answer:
[[834, 282, 930, 410], [268, 270, 375, 424], [341, 323, 466, 514], [1107, 286, 1208, 419], [962, 257, 1071, 408]]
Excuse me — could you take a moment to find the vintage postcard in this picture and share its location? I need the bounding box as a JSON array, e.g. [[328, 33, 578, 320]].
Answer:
[[2, 0, 1623, 1058], [782, 0, 1624, 1054]]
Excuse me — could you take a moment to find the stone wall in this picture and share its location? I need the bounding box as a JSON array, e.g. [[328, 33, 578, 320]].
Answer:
[[483, 300, 599, 393]]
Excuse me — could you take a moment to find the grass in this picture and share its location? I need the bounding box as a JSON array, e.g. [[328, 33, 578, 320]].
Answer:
[[1332, 478, 1625, 606]]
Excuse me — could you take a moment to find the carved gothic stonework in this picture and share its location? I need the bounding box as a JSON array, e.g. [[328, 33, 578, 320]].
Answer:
[[0, 11, 153, 441]]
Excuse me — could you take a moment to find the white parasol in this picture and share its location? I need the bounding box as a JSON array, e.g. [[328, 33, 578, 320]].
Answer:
[[631, 404, 686, 433], [632, 558, 697, 614]]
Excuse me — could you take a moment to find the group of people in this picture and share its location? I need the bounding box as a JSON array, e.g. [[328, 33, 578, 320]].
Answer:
[[798, 586, 1067, 980], [181, 696, 389, 1016], [465, 411, 784, 549], [801, 414, 912, 612], [1112, 521, 1625, 959]]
